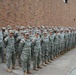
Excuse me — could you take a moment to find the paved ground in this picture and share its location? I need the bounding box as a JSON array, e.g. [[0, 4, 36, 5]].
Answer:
[[0, 48, 76, 75]]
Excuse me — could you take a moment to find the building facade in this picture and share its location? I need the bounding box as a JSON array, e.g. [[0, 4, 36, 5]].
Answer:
[[0, 0, 76, 27]]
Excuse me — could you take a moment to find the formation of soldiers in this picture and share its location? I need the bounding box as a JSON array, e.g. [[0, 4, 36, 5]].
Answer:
[[0, 25, 76, 75]]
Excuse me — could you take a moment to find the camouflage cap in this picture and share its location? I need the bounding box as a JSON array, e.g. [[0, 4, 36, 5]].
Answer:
[[2, 27, 6, 30], [9, 30, 14, 34], [24, 30, 29, 35], [43, 30, 47, 34], [35, 30, 40, 34], [49, 29, 53, 32]]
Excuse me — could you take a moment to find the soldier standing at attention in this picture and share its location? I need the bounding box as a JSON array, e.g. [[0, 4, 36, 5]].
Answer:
[[4, 30, 16, 72], [32, 30, 42, 71], [0, 29, 5, 63], [41, 30, 49, 66], [48, 29, 54, 61]]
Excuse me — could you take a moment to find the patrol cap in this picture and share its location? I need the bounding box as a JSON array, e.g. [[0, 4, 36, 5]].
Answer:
[[41, 26, 44, 29], [20, 26, 25, 30], [43, 30, 47, 34], [29, 30, 32, 32], [60, 28, 63, 31], [2, 27, 6, 30], [35, 30, 39, 34], [25, 32, 29, 35], [24, 30, 29, 35], [49, 29, 53, 32], [15, 26, 18, 28], [7, 25, 11, 30], [20, 30, 24, 34], [9, 30, 14, 34]]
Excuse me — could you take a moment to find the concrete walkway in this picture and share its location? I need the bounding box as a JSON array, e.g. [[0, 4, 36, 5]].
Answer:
[[0, 48, 76, 75]]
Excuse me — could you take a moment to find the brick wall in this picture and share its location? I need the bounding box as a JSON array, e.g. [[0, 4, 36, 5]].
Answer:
[[0, 0, 76, 27]]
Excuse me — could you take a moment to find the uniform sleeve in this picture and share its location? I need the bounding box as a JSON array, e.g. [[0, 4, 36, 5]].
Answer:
[[18, 39, 25, 51], [4, 37, 8, 48]]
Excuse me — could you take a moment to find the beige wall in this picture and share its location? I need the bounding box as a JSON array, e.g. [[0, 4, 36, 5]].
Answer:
[[0, 0, 76, 27]]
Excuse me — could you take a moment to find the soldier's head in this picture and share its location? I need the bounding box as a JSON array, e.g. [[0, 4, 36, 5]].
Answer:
[[6, 25, 11, 30], [24, 31, 29, 39], [20, 26, 25, 31], [2, 27, 6, 32], [54, 30, 58, 34], [43, 30, 47, 37], [60, 28, 63, 33], [35, 30, 39, 37], [49, 29, 53, 35], [9, 30, 14, 37], [20, 31, 24, 36], [15, 26, 20, 31], [29, 30, 32, 35]]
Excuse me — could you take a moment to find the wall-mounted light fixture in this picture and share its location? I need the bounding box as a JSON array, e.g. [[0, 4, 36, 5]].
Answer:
[[63, 0, 68, 3]]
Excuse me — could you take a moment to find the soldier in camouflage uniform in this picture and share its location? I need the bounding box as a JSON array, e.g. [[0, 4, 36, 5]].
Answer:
[[59, 29, 65, 55], [2, 27, 8, 62], [20, 31, 33, 75], [48, 29, 54, 61], [14, 26, 20, 58], [17, 30, 24, 67], [4, 30, 16, 72], [32, 30, 42, 71], [0, 30, 5, 63], [53, 29, 60, 58], [41, 30, 49, 66]]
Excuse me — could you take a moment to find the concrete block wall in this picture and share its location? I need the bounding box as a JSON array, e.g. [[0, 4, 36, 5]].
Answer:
[[0, 0, 76, 27]]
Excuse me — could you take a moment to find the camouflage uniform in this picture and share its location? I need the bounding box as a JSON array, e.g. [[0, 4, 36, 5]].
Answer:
[[4, 31, 16, 69], [17, 32, 24, 66], [48, 29, 54, 60], [20, 32, 31, 73], [32, 31, 42, 69], [41, 30, 49, 64], [0, 31, 4, 62]]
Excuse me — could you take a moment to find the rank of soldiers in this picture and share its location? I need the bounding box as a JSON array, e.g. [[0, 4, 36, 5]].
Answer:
[[0, 25, 76, 75]]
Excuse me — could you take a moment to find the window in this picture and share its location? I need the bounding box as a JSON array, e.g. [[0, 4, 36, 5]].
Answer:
[[63, 0, 68, 3]]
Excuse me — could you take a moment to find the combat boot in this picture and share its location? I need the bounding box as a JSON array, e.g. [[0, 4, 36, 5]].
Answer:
[[19, 64, 22, 67], [2, 60, 6, 63], [48, 59, 51, 63], [7, 68, 12, 73], [37, 65, 42, 69], [12, 65, 16, 69], [33, 68, 39, 71], [42, 63, 46, 66], [24, 72, 27, 75], [27, 70, 33, 74], [45, 61, 49, 64]]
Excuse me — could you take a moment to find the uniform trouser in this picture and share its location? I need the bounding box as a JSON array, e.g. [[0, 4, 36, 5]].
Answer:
[[18, 50, 22, 65], [21, 54, 31, 72], [65, 41, 68, 51], [55, 44, 59, 56], [0, 47, 4, 61], [52, 46, 54, 59], [31, 44, 34, 60], [69, 41, 72, 49], [15, 44, 18, 58], [60, 43, 64, 53], [58, 43, 61, 55], [42, 49, 48, 63], [52, 43, 54, 57], [33, 51, 41, 68], [53, 44, 56, 57], [6, 51, 16, 68], [48, 46, 52, 60]]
